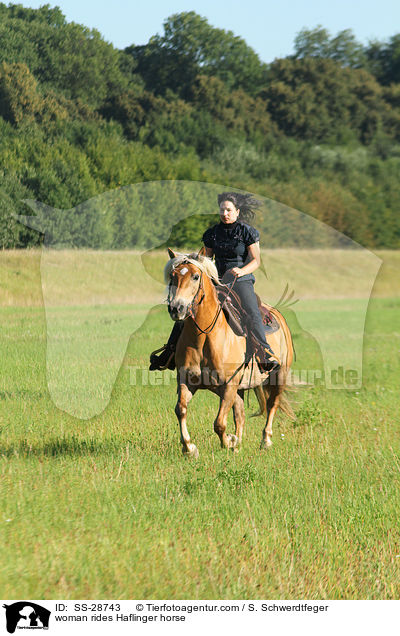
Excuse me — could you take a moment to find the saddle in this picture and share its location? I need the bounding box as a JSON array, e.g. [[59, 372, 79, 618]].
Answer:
[[149, 282, 280, 372], [215, 283, 246, 336], [215, 282, 279, 362]]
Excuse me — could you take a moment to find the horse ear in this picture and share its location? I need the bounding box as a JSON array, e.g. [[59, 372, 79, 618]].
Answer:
[[167, 247, 177, 259], [197, 246, 206, 258]]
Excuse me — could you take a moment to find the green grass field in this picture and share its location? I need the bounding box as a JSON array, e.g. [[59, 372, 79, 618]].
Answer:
[[0, 250, 399, 599]]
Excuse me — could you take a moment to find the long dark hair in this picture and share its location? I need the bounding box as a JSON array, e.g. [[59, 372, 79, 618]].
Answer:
[[217, 192, 261, 223]]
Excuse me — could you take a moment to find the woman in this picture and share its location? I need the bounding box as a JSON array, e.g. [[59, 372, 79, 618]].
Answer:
[[149, 191, 280, 372]]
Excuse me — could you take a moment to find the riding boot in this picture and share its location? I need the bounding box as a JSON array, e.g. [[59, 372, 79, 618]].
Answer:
[[253, 338, 281, 373], [149, 321, 183, 371], [258, 349, 281, 373]]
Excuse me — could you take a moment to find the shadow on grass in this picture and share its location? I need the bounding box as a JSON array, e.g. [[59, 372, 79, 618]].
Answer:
[[0, 389, 48, 401], [0, 435, 128, 458]]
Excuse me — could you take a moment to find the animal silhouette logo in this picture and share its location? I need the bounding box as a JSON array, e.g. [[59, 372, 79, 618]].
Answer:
[[3, 602, 50, 633]]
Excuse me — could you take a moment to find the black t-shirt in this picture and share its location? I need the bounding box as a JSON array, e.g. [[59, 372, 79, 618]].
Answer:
[[202, 220, 260, 281]]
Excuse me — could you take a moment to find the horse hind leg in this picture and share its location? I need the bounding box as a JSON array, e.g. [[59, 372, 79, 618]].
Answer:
[[175, 383, 198, 458], [260, 383, 280, 450], [232, 389, 245, 451]]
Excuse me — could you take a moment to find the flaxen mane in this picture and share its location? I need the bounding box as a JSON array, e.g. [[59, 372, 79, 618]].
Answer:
[[164, 253, 220, 285]]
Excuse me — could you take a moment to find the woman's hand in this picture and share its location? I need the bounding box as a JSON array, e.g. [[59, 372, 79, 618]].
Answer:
[[227, 244, 261, 279]]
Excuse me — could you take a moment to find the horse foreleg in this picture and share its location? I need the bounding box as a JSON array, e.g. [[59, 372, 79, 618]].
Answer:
[[214, 385, 238, 450], [260, 385, 279, 450], [232, 389, 245, 447], [175, 383, 198, 458]]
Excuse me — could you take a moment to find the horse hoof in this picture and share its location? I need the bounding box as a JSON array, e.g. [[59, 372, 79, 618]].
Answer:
[[227, 434, 239, 450], [182, 444, 199, 459], [260, 439, 272, 451]]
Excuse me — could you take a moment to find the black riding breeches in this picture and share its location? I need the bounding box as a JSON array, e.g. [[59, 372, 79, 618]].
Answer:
[[232, 279, 268, 347], [166, 320, 184, 347]]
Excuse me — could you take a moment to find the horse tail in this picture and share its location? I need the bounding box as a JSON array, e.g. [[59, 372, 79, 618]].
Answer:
[[251, 300, 296, 420], [276, 389, 296, 420], [263, 302, 295, 369], [251, 384, 295, 419]]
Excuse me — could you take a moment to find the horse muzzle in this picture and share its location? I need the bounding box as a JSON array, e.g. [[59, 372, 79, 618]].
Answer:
[[168, 300, 189, 321]]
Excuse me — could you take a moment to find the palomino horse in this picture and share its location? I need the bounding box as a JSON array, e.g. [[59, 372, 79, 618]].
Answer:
[[165, 249, 294, 457]]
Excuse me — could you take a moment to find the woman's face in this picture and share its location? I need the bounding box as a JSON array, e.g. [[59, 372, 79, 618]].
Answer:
[[219, 200, 240, 224]]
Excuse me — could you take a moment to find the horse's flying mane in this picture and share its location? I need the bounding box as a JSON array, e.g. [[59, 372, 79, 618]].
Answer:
[[164, 252, 220, 285]]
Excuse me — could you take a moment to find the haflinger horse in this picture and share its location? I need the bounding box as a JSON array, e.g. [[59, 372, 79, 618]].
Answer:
[[165, 248, 294, 458]]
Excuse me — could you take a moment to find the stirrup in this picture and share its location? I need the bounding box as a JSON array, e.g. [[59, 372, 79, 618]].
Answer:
[[256, 351, 281, 373], [149, 345, 175, 371]]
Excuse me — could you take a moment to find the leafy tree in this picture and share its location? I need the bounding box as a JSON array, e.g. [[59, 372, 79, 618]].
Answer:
[[0, 4, 139, 108], [99, 89, 146, 141], [168, 214, 219, 248], [0, 62, 106, 131], [366, 34, 400, 84], [0, 3, 399, 249], [0, 62, 42, 125], [190, 75, 275, 148], [0, 3, 66, 27], [294, 25, 331, 58], [294, 26, 367, 68], [127, 11, 268, 98], [101, 87, 227, 157], [0, 170, 40, 248], [264, 57, 398, 143]]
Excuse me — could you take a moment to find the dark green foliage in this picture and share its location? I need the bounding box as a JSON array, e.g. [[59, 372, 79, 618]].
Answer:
[[0, 4, 399, 249], [0, 122, 41, 248], [0, 2, 140, 108], [0, 62, 42, 125], [168, 214, 219, 249], [127, 11, 268, 98], [366, 35, 400, 85], [294, 26, 367, 68], [190, 75, 276, 149], [263, 57, 399, 144]]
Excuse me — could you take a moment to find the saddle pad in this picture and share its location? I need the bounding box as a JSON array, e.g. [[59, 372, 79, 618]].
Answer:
[[260, 304, 280, 334]]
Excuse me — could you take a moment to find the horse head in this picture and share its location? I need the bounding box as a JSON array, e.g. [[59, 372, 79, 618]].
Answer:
[[165, 248, 204, 321]]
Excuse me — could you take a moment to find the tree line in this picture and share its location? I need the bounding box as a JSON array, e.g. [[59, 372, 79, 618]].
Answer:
[[0, 4, 399, 249]]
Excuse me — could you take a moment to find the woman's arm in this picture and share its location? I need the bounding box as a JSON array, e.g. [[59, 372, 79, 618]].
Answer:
[[204, 247, 214, 258], [230, 242, 260, 277]]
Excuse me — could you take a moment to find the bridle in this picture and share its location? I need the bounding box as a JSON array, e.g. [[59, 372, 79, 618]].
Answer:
[[168, 262, 237, 335], [187, 270, 205, 321]]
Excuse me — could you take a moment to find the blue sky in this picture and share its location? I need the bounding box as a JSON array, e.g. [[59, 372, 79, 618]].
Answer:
[[13, 0, 400, 61]]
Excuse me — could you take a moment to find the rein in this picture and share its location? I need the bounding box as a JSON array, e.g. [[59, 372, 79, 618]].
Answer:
[[187, 272, 238, 335]]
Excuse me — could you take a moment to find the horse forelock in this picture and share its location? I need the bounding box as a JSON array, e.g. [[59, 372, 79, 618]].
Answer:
[[164, 253, 219, 285]]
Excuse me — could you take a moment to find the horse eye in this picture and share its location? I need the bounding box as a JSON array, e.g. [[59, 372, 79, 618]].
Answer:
[[192, 273, 200, 281]]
